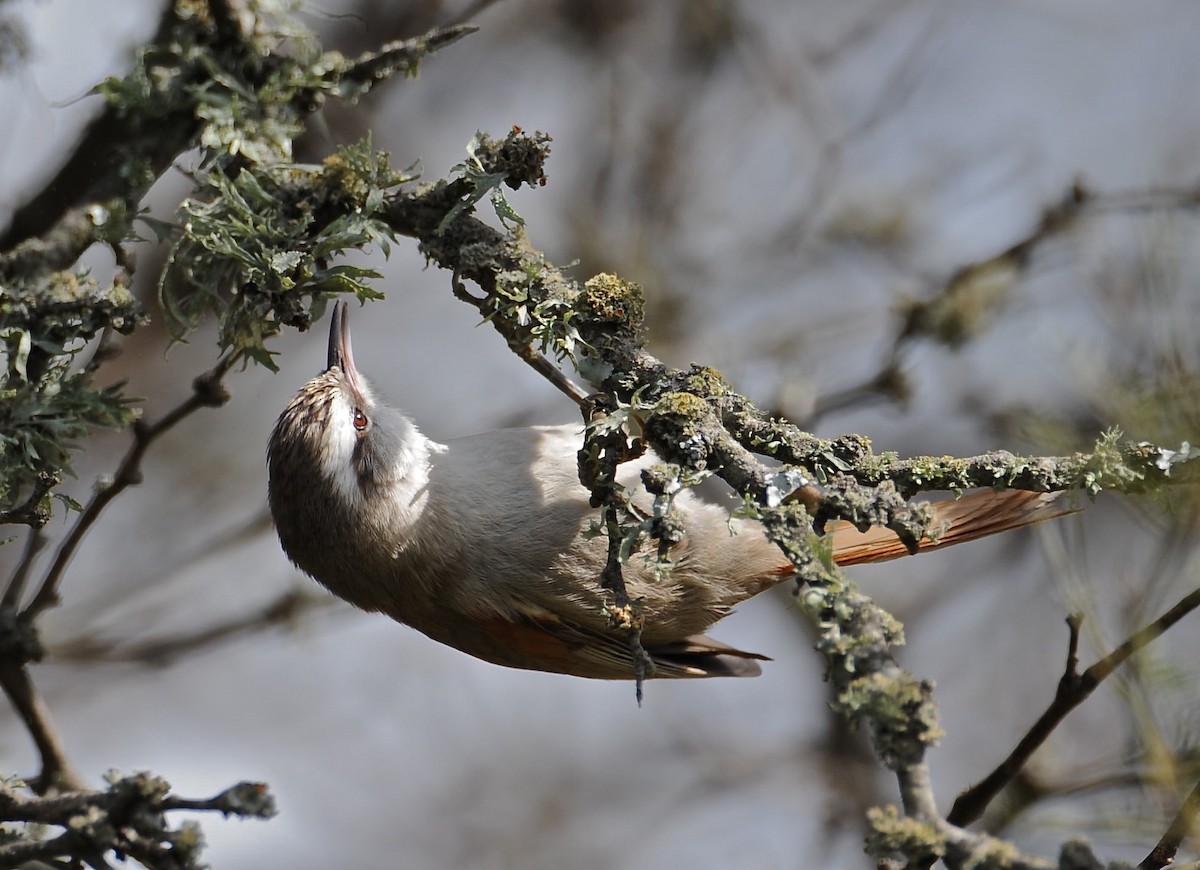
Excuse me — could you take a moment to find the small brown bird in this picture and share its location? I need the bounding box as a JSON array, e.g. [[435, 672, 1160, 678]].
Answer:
[[267, 301, 1071, 680]]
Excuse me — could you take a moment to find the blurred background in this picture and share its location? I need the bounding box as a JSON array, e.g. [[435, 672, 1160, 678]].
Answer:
[[1, 0, 1199, 867]]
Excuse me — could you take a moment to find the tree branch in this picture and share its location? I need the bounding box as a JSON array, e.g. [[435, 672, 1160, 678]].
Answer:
[[0, 773, 275, 869], [50, 587, 329, 667], [0, 661, 83, 792], [0, 0, 191, 250], [0, 10, 483, 866], [1139, 775, 1200, 870], [948, 588, 1200, 827], [787, 180, 1200, 428], [21, 354, 238, 622], [2, 527, 45, 609], [366, 133, 1200, 866], [331, 24, 478, 101]]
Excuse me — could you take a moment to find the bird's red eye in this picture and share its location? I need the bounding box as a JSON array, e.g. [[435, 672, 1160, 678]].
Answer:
[[353, 409, 369, 431]]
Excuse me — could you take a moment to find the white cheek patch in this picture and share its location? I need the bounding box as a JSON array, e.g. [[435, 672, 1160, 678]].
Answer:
[[318, 393, 363, 508]]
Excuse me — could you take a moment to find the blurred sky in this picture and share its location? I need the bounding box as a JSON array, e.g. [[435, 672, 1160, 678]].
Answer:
[[1, 1, 1199, 868]]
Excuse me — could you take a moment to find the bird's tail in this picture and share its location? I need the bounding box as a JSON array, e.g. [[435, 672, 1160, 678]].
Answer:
[[829, 489, 1078, 566], [695, 489, 1080, 678]]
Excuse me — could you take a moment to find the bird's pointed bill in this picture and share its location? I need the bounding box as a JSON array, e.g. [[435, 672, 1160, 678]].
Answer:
[[327, 300, 361, 391]]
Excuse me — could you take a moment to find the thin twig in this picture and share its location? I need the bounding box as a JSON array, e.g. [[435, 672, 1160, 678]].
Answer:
[[1139, 776, 1200, 869], [0, 471, 59, 528], [0, 661, 83, 792], [1064, 611, 1083, 674], [51, 588, 328, 667], [451, 272, 589, 406], [805, 359, 909, 426], [948, 587, 1200, 826], [3, 528, 45, 610], [522, 350, 590, 406], [22, 353, 239, 622], [160, 780, 275, 815]]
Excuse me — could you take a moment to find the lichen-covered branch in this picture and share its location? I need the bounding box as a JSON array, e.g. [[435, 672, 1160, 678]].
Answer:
[[372, 130, 1198, 507], [153, 122, 1198, 865], [1, 0, 1189, 862], [0, 0, 471, 251], [0, 2, 473, 526], [0, 772, 275, 870], [320, 129, 1194, 867], [576, 394, 653, 700], [0, 5, 478, 868], [330, 25, 478, 102]]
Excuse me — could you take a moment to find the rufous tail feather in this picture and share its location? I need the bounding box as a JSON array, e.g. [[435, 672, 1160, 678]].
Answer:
[[827, 489, 1078, 566]]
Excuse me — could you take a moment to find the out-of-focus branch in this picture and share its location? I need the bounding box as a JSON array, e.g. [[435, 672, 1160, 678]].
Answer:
[[1140, 775, 1200, 869], [0, 352, 241, 794], [0, 0, 184, 250], [901, 181, 1200, 353], [1, 528, 44, 609], [51, 587, 330, 667], [805, 361, 911, 425], [0, 204, 122, 281], [795, 180, 1200, 426], [0, 661, 81, 792], [21, 353, 239, 621], [949, 588, 1200, 827], [974, 762, 1200, 837]]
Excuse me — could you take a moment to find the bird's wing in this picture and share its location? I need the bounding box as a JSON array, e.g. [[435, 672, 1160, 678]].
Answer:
[[470, 608, 768, 680]]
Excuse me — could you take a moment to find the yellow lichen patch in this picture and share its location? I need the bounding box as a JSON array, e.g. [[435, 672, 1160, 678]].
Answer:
[[682, 364, 730, 399], [580, 272, 645, 328]]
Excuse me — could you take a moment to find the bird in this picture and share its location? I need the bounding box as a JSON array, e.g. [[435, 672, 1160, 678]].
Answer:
[[267, 301, 1073, 680]]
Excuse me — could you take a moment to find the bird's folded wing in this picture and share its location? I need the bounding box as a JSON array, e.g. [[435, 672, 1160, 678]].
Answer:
[[473, 610, 768, 680]]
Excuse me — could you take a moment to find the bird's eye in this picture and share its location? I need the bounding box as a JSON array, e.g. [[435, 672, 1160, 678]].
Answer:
[[352, 409, 369, 431]]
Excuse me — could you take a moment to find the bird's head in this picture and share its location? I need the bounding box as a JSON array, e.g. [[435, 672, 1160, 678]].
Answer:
[[267, 300, 421, 514]]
